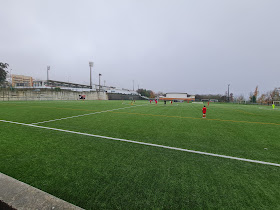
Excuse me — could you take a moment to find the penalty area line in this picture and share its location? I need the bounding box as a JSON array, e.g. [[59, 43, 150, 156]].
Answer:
[[0, 119, 280, 168]]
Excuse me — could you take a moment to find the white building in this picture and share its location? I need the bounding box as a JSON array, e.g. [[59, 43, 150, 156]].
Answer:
[[160, 92, 195, 101]]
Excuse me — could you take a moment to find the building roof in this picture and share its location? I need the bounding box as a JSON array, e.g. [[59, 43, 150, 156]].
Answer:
[[166, 92, 188, 94], [34, 80, 91, 89]]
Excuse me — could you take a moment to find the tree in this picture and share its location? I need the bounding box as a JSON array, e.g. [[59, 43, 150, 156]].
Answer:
[[253, 86, 259, 101], [155, 91, 164, 97], [257, 94, 266, 104], [236, 95, 245, 103], [0, 62, 9, 85], [149, 90, 155, 98], [249, 92, 256, 103], [251, 95, 256, 103], [230, 93, 234, 102], [270, 88, 280, 102], [137, 88, 155, 98]]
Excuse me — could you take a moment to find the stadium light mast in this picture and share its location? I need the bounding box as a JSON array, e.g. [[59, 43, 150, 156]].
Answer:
[[89, 62, 94, 89], [10, 69, 12, 87], [99, 73, 102, 91], [133, 80, 134, 91], [47, 66, 50, 85], [228, 84, 230, 102]]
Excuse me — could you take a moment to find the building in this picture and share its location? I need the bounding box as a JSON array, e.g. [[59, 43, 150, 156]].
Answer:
[[105, 87, 138, 95], [33, 80, 92, 91], [12, 75, 33, 87], [159, 92, 195, 101]]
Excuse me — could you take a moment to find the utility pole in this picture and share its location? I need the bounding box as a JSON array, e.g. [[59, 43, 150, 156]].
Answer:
[[89, 62, 94, 89], [228, 84, 230, 102], [10, 69, 12, 87], [104, 80, 106, 87], [47, 66, 50, 85], [99, 73, 102, 91], [133, 80, 134, 91]]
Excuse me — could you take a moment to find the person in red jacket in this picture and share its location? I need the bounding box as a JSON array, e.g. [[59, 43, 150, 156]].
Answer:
[[202, 105, 207, 118]]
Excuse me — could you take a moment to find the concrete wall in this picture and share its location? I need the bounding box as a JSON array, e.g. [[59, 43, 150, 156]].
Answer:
[[0, 88, 108, 101]]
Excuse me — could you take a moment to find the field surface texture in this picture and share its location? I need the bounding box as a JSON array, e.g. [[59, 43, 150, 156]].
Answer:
[[1, 100, 280, 209]]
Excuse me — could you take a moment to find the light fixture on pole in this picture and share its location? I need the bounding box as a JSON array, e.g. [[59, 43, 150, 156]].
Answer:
[[89, 62, 94, 89], [99, 73, 102, 92]]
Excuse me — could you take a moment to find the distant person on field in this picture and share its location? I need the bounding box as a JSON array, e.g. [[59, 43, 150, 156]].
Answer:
[[202, 105, 207, 118], [155, 99, 158, 105], [272, 103, 275, 109]]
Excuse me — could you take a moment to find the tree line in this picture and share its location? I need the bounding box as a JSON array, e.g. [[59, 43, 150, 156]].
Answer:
[[248, 86, 280, 103], [0, 62, 9, 86], [136, 88, 155, 98]]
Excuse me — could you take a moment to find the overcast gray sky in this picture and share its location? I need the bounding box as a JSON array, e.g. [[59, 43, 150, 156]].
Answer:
[[1, 0, 279, 97]]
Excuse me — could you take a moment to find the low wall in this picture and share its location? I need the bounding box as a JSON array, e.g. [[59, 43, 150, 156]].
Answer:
[[0, 172, 83, 210], [107, 93, 145, 100], [0, 89, 108, 101]]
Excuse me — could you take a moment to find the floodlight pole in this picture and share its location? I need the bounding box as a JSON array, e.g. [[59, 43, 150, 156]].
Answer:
[[99, 73, 102, 91], [10, 69, 12, 87], [228, 84, 230, 102], [133, 80, 134, 91], [47, 66, 50, 85], [89, 62, 94, 89]]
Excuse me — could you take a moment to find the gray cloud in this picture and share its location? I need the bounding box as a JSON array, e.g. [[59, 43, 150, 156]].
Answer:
[[1, 0, 280, 97]]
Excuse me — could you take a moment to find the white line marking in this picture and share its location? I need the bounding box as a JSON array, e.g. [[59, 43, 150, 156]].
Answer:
[[1, 119, 280, 167], [31, 104, 147, 125]]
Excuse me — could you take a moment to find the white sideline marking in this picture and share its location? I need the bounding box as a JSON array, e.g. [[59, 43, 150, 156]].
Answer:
[[32, 104, 147, 125], [1, 119, 280, 168]]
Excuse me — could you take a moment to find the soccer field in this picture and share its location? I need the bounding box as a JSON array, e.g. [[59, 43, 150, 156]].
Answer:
[[1, 100, 280, 209]]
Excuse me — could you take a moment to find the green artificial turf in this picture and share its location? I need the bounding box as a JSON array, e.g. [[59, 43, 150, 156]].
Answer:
[[0, 100, 280, 209]]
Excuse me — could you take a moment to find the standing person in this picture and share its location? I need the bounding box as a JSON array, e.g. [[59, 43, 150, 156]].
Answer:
[[150, 100, 152, 104], [171, 101, 173, 105], [272, 103, 275, 109], [208, 101, 210, 106], [202, 105, 207, 118], [155, 99, 158, 105]]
